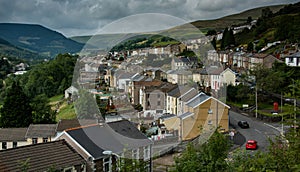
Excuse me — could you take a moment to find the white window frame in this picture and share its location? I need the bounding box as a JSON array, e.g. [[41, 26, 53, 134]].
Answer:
[[2, 142, 7, 150], [132, 148, 139, 160], [144, 145, 150, 160], [32, 138, 38, 144], [103, 157, 112, 172], [43, 137, 48, 143], [13, 141, 17, 148]]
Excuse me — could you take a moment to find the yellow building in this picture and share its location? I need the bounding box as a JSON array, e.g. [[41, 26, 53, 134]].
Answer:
[[163, 92, 229, 141]]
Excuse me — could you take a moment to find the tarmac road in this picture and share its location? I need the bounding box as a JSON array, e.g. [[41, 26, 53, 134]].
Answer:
[[229, 110, 281, 151]]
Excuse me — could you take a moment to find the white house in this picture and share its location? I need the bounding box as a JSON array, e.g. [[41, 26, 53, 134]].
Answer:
[[285, 52, 300, 67], [220, 68, 237, 86]]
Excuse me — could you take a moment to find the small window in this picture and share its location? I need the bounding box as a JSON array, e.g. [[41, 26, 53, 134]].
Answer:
[[64, 168, 72, 172], [103, 157, 111, 172], [157, 101, 161, 106], [2, 142, 7, 150], [32, 138, 38, 144], [43, 137, 48, 143], [132, 149, 139, 159], [157, 94, 160, 98], [208, 109, 213, 114], [208, 120, 213, 125], [13, 142, 17, 148], [144, 145, 150, 160]]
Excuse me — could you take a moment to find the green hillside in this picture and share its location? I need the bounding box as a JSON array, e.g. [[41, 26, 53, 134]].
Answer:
[[0, 37, 42, 60], [0, 23, 84, 57], [191, 4, 285, 31], [234, 2, 300, 51]]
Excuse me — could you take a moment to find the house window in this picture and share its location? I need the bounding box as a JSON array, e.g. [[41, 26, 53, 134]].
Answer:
[[208, 120, 213, 125], [43, 137, 48, 143], [132, 148, 139, 160], [144, 145, 150, 160], [32, 138, 38, 144], [2, 142, 7, 150], [144, 163, 151, 172], [64, 168, 73, 172], [157, 94, 160, 98], [13, 142, 17, 148], [103, 157, 111, 172], [208, 109, 213, 114], [289, 57, 294, 63], [157, 101, 161, 106]]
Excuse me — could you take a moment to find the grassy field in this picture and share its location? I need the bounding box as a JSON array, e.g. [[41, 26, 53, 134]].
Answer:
[[49, 95, 76, 122], [55, 102, 76, 121]]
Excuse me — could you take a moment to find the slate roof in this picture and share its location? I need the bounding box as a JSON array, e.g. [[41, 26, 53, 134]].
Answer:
[[174, 57, 190, 63], [186, 92, 210, 108], [206, 66, 224, 75], [108, 120, 149, 139], [179, 88, 199, 102], [0, 140, 85, 172], [168, 85, 193, 98], [178, 112, 194, 119], [57, 119, 98, 132], [286, 52, 300, 58], [159, 113, 176, 120], [0, 128, 27, 142], [65, 120, 152, 160], [25, 124, 57, 138], [118, 72, 138, 79], [186, 92, 230, 109]]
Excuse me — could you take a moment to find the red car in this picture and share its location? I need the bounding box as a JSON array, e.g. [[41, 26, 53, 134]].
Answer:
[[246, 140, 257, 150]]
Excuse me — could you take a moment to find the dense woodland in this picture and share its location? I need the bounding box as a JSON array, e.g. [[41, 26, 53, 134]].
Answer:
[[235, 3, 300, 52], [0, 53, 77, 127]]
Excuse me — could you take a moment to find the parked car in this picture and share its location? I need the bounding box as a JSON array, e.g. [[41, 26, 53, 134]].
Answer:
[[246, 140, 257, 150], [238, 121, 249, 128]]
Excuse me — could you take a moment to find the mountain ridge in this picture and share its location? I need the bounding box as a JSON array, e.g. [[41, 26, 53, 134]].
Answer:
[[0, 23, 84, 57]]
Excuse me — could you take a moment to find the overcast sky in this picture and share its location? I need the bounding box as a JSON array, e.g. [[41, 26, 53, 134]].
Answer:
[[0, 0, 298, 37]]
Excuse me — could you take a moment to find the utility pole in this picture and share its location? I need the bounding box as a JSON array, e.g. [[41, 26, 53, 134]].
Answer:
[[255, 85, 258, 118], [281, 92, 284, 136], [294, 98, 297, 133]]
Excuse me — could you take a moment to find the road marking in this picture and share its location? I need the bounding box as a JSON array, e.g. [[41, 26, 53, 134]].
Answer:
[[255, 129, 262, 133], [264, 123, 281, 133]]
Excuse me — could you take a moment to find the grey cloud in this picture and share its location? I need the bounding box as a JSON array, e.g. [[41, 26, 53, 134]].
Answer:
[[0, 0, 299, 36]]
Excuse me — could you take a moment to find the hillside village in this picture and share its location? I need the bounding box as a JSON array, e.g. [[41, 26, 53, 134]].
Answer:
[[0, 3, 300, 172]]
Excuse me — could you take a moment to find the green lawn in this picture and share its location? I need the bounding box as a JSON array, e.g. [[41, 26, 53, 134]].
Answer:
[[49, 94, 64, 103], [49, 94, 76, 122], [55, 101, 76, 122]]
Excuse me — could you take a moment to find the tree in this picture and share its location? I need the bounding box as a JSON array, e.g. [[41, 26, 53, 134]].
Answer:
[[247, 16, 252, 24], [247, 42, 254, 52], [211, 37, 217, 50], [30, 94, 56, 124], [0, 80, 32, 127], [221, 28, 235, 50], [250, 64, 287, 94], [261, 7, 273, 19], [206, 29, 217, 36], [173, 130, 231, 172]]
